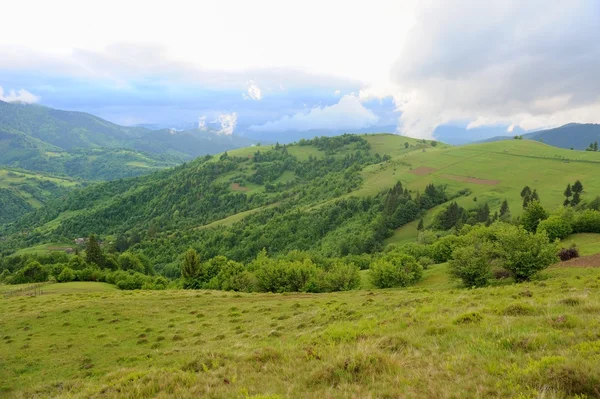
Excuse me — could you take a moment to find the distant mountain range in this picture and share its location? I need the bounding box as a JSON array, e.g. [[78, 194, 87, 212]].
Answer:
[[0, 101, 257, 180], [476, 123, 600, 150]]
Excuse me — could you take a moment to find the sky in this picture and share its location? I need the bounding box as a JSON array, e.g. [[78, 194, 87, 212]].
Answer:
[[1, 0, 599, 140]]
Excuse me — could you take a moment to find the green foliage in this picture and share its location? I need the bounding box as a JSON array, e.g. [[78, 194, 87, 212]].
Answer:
[[181, 248, 201, 282], [449, 243, 494, 287], [85, 235, 105, 268], [57, 267, 75, 283], [493, 224, 558, 282], [537, 216, 573, 241], [118, 253, 145, 273], [10, 261, 49, 284], [432, 202, 466, 230], [370, 253, 422, 288], [520, 201, 549, 232]]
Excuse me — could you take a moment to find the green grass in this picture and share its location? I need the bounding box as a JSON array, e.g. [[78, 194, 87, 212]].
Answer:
[[2, 267, 600, 398], [376, 139, 600, 244], [12, 242, 75, 256], [561, 233, 600, 255]]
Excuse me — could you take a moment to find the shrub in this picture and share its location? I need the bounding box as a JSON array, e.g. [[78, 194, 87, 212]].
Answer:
[[322, 261, 361, 292], [118, 253, 145, 273], [558, 247, 579, 261], [57, 267, 75, 283], [494, 225, 558, 281], [449, 243, 494, 287], [571, 209, 600, 233], [537, 216, 572, 241], [431, 235, 465, 263], [10, 261, 48, 284], [453, 312, 483, 324], [370, 253, 422, 288], [417, 256, 434, 269]]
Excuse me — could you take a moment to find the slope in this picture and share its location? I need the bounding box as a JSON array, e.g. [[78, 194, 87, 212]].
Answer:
[[0, 167, 81, 224]]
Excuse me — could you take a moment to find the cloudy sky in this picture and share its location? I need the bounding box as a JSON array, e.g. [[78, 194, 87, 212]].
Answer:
[[1, 0, 598, 140]]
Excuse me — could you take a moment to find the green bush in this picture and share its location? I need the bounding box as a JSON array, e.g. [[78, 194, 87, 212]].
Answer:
[[57, 267, 75, 283], [572, 209, 600, 233], [10, 261, 49, 284], [370, 253, 422, 288], [118, 253, 145, 273], [431, 235, 465, 263], [449, 243, 494, 287], [537, 216, 572, 241], [322, 261, 361, 291], [494, 224, 558, 282]]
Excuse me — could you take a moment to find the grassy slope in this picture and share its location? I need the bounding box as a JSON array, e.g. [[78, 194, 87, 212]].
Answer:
[[0, 168, 80, 208], [371, 139, 600, 245], [1, 266, 599, 398]]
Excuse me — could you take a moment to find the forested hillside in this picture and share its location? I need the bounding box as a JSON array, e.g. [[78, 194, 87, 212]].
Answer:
[[0, 135, 446, 267], [0, 101, 256, 180]]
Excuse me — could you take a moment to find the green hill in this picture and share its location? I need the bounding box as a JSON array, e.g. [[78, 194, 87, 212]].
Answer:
[[4, 134, 600, 265], [0, 101, 256, 180], [0, 168, 81, 224]]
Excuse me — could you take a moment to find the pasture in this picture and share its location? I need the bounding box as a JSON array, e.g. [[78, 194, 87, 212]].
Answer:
[[1, 265, 599, 398]]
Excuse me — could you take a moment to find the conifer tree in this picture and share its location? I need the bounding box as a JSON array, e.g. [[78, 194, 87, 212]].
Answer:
[[417, 218, 424, 230], [181, 248, 201, 280], [85, 234, 105, 267]]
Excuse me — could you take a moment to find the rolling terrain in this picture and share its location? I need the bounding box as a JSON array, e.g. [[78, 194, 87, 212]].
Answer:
[[4, 135, 600, 263]]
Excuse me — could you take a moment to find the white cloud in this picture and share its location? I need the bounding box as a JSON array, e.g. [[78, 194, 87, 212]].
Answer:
[[198, 116, 207, 131], [250, 94, 379, 132], [507, 124, 515, 133], [0, 86, 40, 103], [246, 81, 262, 100], [383, 0, 600, 138], [333, 90, 341, 97], [217, 113, 237, 135]]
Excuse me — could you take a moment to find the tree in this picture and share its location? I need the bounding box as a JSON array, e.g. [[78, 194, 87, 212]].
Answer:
[[417, 218, 424, 231], [594, 141, 598, 151], [115, 235, 129, 253], [520, 201, 549, 233], [476, 203, 490, 223], [564, 183, 572, 203], [431, 140, 438, 147], [85, 234, 105, 268], [571, 191, 581, 207], [404, 142, 409, 148], [537, 216, 573, 241], [520, 186, 532, 198], [572, 180, 583, 194], [499, 199, 511, 222], [57, 267, 75, 283], [181, 248, 201, 281]]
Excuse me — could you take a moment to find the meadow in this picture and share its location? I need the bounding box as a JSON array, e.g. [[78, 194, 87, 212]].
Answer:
[[1, 263, 599, 398]]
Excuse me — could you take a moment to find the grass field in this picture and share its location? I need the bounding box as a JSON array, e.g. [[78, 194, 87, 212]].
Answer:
[[1, 266, 599, 398], [0, 168, 80, 209]]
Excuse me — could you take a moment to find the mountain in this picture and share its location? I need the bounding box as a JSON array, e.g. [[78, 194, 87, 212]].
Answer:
[[474, 123, 600, 150], [0, 101, 257, 180]]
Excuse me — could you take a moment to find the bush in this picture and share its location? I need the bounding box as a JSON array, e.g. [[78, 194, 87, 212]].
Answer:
[[57, 267, 75, 283], [431, 235, 465, 263], [494, 225, 558, 282], [322, 261, 361, 292], [558, 246, 579, 261], [10, 261, 49, 284], [417, 256, 434, 269], [572, 209, 600, 233], [537, 216, 572, 241], [449, 243, 494, 287], [370, 253, 422, 288], [118, 253, 145, 273]]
